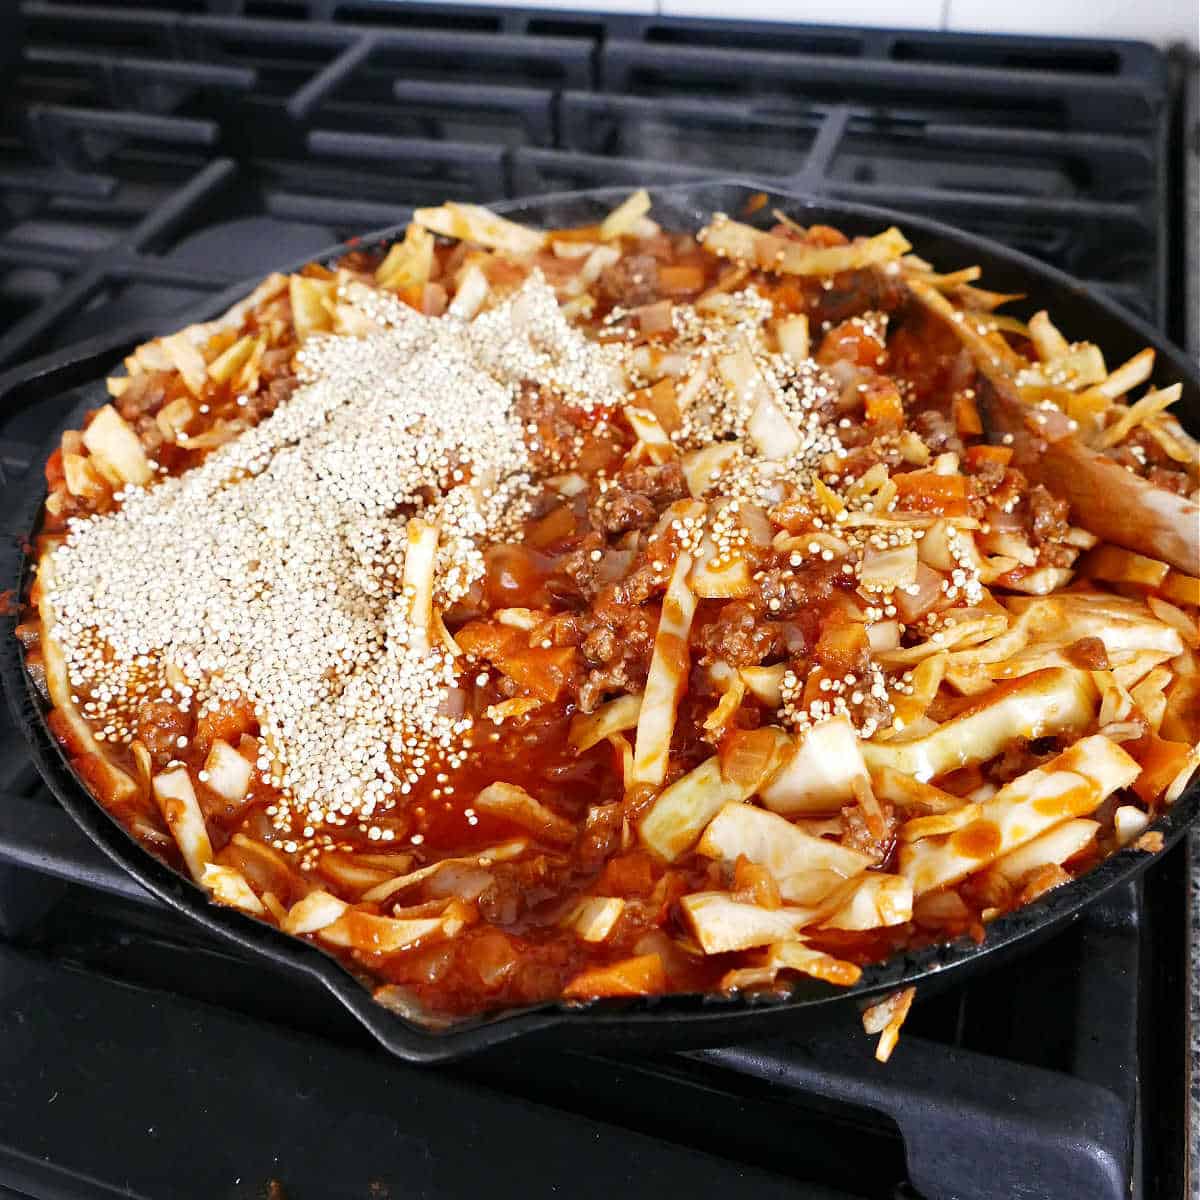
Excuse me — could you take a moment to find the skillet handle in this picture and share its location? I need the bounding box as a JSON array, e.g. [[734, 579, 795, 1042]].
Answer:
[[0, 321, 155, 420]]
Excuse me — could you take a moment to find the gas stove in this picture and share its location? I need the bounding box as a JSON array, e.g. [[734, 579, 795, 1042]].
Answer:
[[0, 6, 1195, 1197]]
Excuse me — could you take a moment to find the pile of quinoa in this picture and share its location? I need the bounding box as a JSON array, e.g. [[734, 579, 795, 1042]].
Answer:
[[45, 275, 623, 845]]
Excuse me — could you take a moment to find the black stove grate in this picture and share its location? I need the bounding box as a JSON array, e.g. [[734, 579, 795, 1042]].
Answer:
[[0, 6, 1192, 1199], [0, 0, 1171, 372]]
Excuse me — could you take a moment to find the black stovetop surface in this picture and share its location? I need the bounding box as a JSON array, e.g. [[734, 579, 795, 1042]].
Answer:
[[0, 6, 1194, 1198]]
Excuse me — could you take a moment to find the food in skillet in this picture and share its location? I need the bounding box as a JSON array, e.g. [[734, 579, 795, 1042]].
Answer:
[[17, 191, 1200, 1050]]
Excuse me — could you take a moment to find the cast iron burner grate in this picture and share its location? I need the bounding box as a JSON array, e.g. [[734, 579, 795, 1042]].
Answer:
[[0, 6, 1192, 1198]]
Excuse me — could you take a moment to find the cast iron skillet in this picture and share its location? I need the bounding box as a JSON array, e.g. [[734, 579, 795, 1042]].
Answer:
[[2, 180, 1198, 1064]]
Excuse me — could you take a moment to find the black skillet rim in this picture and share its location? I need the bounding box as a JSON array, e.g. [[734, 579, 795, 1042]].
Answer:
[[2, 178, 1197, 1063]]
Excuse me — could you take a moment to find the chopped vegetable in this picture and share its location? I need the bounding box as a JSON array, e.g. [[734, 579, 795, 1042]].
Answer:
[[700, 216, 911, 277], [413, 201, 546, 253], [992, 818, 1099, 880], [863, 987, 916, 1063], [202, 862, 266, 914], [474, 782, 575, 845], [767, 940, 862, 987], [697, 801, 871, 901], [376, 223, 435, 291], [862, 669, 1097, 782], [403, 519, 439, 654], [774, 313, 811, 362], [899, 736, 1139, 895], [681, 441, 741, 498], [82, 405, 153, 487], [641, 754, 762, 863], [361, 840, 528, 905], [565, 897, 626, 942], [202, 738, 253, 805], [821, 873, 913, 930], [569, 694, 642, 752], [1098, 383, 1182, 448], [152, 767, 214, 882], [760, 717, 871, 814], [320, 909, 451, 954], [281, 889, 348, 935], [600, 189, 652, 241], [632, 549, 698, 787], [680, 893, 810, 954], [448, 263, 490, 319], [563, 952, 667, 999]]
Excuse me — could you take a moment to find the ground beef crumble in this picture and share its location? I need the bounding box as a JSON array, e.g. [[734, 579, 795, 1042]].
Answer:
[[557, 532, 606, 599], [588, 461, 687, 535], [515, 383, 583, 472], [597, 253, 660, 308], [114, 371, 168, 422], [911, 409, 963, 456], [696, 601, 786, 668], [577, 602, 658, 713], [1027, 484, 1070, 545], [756, 560, 843, 621]]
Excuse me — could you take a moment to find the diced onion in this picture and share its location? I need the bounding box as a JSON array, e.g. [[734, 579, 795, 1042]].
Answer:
[[201, 863, 266, 915], [82, 405, 153, 487], [600, 189, 652, 241]]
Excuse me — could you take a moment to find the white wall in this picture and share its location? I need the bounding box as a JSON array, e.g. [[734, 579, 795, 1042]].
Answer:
[[940, 0, 1197, 45], [430, 0, 1199, 46]]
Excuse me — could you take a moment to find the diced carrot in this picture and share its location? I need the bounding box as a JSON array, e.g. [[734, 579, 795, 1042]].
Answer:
[[805, 224, 849, 247], [482, 543, 551, 609], [1017, 864, 1072, 905], [1160, 571, 1200, 608], [526, 503, 577, 550], [732, 855, 782, 909], [497, 645, 579, 703], [598, 850, 658, 897], [194, 694, 258, 754], [455, 620, 523, 661], [719, 727, 785, 791], [396, 283, 424, 311], [204, 328, 239, 358], [457, 620, 577, 700], [893, 471, 968, 517], [743, 192, 768, 215], [817, 318, 886, 369], [1080, 544, 1169, 589], [965, 444, 1013, 470], [44, 447, 65, 489], [1126, 732, 1193, 805], [658, 264, 706, 296], [1161, 677, 1200, 744], [562, 952, 667, 999], [953, 393, 983, 436], [546, 223, 603, 244], [480, 255, 528, 289], [813, 610, 870, 676], [765, 280, 806, 313], [633, 377, 682, 433], [862, 379, 905, 428]]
